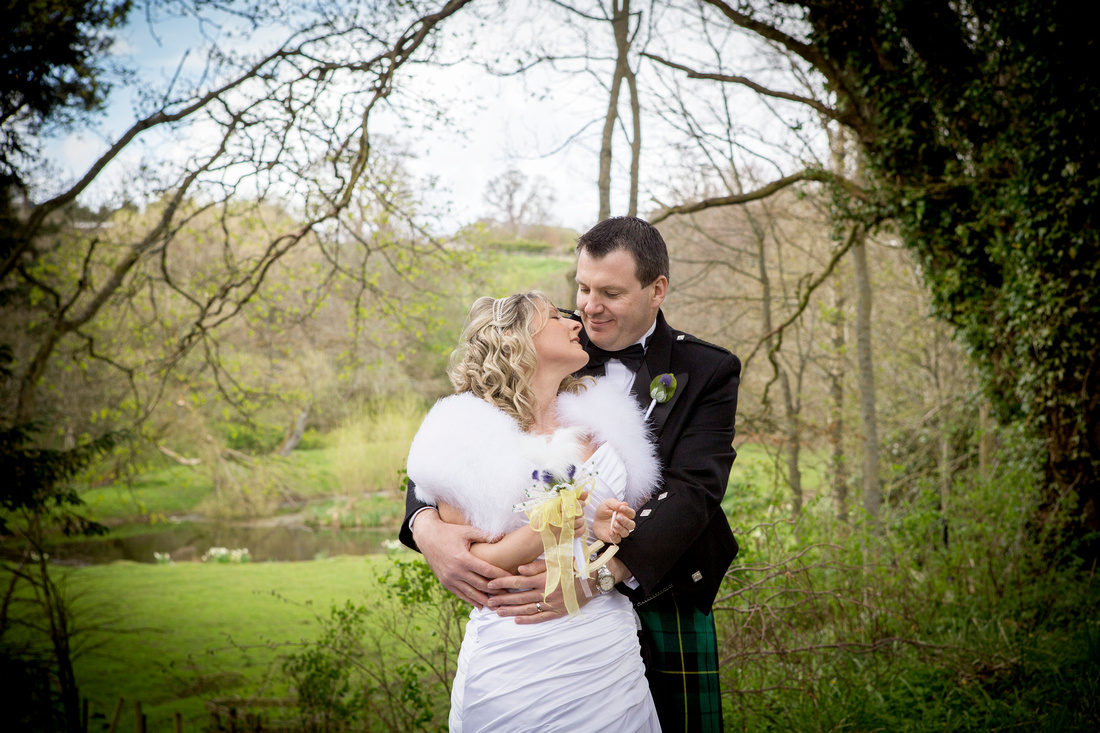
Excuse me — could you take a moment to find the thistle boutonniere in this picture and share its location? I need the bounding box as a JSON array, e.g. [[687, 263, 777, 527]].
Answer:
[[645, 373, 677, 419]]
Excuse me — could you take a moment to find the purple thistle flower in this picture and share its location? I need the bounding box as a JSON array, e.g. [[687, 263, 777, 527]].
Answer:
[[660, 373, 673, 387], [541, 470, 555, 485], [566, 464, 576, 480], [531, 469, 539, 481]]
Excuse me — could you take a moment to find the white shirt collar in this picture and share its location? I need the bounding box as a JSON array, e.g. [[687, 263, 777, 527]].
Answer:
[[634, 318, 657, 350]]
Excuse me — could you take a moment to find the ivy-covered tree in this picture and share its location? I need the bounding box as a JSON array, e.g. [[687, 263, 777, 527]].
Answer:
[[656, 0, 1099, 541]]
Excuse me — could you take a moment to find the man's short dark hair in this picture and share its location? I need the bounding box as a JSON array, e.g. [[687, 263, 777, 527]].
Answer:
[[575, 216, 670, 286]]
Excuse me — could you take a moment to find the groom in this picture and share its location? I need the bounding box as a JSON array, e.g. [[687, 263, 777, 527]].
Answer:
[[400, 216, 741, 732]]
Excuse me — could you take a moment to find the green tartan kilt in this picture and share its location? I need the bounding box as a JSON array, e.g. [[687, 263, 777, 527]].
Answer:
[[635, 592, 723, 733]]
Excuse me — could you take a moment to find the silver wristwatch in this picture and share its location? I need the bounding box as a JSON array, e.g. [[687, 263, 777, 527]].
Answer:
[[595, 565, 615, 594]]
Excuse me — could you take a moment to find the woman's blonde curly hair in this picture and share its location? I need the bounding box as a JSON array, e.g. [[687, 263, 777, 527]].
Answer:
[[448, 291, 587, 431]]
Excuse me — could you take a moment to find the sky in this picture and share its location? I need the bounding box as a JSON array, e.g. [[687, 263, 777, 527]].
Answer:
[[391, 62, 605, 233], [42, 4, 629, 235]]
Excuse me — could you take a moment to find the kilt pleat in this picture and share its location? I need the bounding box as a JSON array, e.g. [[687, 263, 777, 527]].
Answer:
[[636, 592, 723, 733]]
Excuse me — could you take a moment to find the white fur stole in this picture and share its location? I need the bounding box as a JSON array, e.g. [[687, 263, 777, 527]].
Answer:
[[407, 379, 660, 537]]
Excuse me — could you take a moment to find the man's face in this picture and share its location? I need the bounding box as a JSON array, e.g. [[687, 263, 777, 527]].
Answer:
[[575, 248, 667, 352]]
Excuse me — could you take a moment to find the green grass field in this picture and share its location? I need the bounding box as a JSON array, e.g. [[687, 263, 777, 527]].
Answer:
[[64, 555, 396, 731]]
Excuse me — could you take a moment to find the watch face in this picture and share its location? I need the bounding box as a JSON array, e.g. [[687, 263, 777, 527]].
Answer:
[[598, 569, 615, 592]]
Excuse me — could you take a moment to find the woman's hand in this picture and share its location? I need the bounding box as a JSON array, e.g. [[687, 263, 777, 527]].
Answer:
[[570, 489, 590, 536], [591, 499, 635, 544]]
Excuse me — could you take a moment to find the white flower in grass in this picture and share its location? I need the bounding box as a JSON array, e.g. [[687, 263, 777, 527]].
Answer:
[[202, 547, 251, 563]]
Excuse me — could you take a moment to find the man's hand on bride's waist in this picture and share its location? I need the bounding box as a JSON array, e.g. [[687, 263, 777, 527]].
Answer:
[[412, 508, 509, 609], [486, 559, 606, 623]]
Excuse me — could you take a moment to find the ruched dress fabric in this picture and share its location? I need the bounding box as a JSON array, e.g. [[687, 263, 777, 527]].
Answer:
[[449, 440, 661, 733]]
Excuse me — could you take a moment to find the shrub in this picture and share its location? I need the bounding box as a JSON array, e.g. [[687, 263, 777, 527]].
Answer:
[[280, 554, 465, 731], [716, 432, 1100, 732]]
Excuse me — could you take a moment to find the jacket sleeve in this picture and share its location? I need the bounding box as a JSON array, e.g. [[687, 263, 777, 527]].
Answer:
[[614, 351, 741, 600], [399, 481, 429, 552]]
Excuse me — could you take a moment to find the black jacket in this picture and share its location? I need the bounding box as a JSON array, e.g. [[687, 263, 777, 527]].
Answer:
[[400, 310, 741, 614]]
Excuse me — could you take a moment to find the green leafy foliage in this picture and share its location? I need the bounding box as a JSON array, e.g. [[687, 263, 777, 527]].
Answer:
[[280, 555, 465, 731], [0, 348, 123, 732], [0, 422, 115, 537]]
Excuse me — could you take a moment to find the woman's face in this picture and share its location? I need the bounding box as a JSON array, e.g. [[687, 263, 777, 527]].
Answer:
[[531, 304, 589, 377]]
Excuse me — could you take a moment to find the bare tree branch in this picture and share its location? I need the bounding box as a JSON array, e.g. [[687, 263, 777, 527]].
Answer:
[[754, 223, 861, 404], [644, 51, 842, 121], [699, 0, 837, 86], [650, 168, 868, 224]]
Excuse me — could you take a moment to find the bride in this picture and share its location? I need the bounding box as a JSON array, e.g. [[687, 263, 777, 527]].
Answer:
[[407, 291, 662, 732]]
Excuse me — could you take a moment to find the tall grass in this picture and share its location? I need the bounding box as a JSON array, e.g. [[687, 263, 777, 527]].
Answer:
[[717, 431, 1100, 732], [330, 393, 427, 496]]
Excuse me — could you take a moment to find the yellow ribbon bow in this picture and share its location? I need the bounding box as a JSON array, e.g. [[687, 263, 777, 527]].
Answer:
[[524, 475, 595, 617]]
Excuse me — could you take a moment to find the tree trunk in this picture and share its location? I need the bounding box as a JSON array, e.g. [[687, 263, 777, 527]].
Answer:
[[626, 62, 641, 217], [852, 228, 881, 525], [781, 369, 804, 517], [931, 339, 951, 522], [753, 214, 802, 516], [276, 406, 310, 457], [598, 0, 631, 222], [979, 401, 994, 480], [939, 416, 951, 516], [939, 414, 951, 538], [827, 127, 851, 524], [33, 524, 82, 732], [828, 279, 849, 523]]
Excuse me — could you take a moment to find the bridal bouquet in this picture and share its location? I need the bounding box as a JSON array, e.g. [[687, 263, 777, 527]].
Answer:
[[513, 465, 596, 616]]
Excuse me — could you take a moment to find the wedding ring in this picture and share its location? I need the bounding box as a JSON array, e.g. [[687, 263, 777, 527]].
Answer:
[[536, 602, 543, 613]]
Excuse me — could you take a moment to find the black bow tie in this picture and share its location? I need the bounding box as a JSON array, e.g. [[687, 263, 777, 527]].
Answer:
[[585, 342, 647, 372]]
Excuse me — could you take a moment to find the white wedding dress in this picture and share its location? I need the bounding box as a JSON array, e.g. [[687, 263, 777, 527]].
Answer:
[[448, 438, 661, 733]]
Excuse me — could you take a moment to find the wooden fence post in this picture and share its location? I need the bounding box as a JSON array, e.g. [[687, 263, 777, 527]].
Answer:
[[107, 697, 125, 733]]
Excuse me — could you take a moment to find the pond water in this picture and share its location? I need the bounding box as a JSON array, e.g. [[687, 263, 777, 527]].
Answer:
[[45, 522, 398, 565]]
